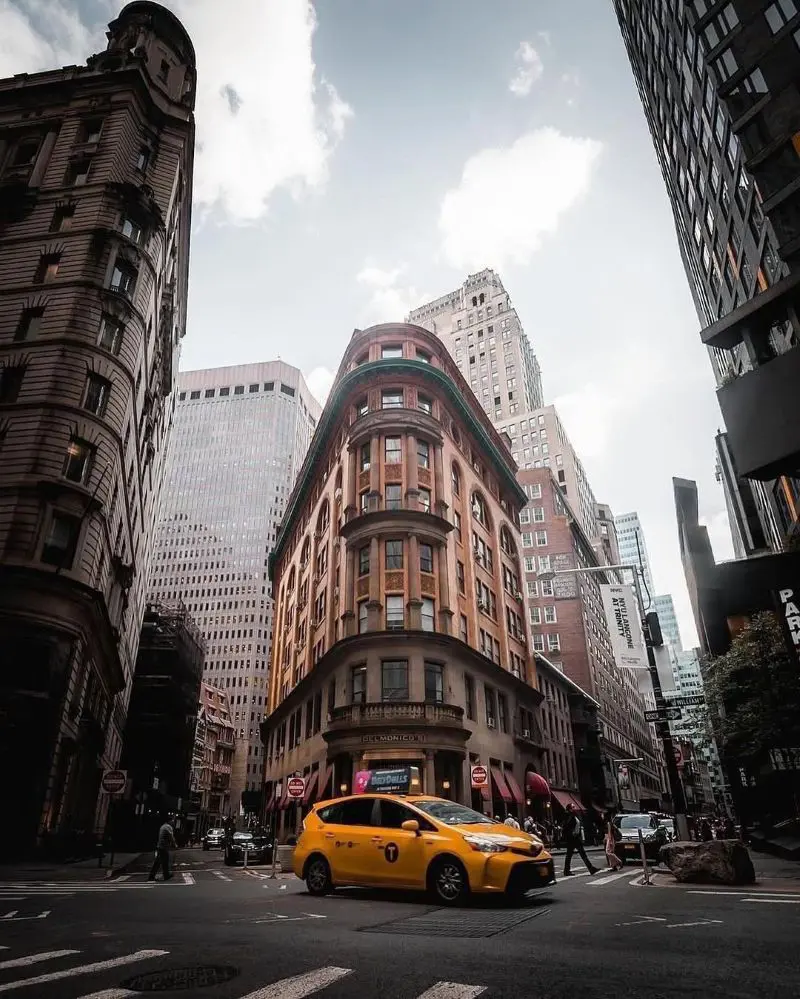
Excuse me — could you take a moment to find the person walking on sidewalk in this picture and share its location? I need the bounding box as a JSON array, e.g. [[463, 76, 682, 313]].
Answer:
[[148, 816, 177, 881], [562, 803, 599, 877], [604, 811, 623, 872]]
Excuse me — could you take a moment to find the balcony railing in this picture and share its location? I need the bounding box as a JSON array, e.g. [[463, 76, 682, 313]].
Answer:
[[329, 701, 464, 729]]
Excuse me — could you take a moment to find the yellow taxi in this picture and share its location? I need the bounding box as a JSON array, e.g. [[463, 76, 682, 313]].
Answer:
[[293, 793, 555, 905]]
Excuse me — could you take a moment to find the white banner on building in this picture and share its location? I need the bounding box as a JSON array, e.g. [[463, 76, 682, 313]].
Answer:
[[599, 583, 648, 669]]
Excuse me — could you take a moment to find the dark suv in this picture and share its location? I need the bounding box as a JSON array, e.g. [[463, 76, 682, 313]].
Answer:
[[224, 831, 273, 866]]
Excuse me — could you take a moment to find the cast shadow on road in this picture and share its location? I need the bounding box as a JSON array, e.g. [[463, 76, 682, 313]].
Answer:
[[295, 886, 560, 911]]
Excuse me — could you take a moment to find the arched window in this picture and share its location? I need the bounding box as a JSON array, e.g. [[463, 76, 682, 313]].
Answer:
[[471, 491, 489, 529], [479, 292, 485, 305], [500, 526, 516, 557], [300, 536, 311, 566], [317, 500, 330, 535], [287, 567, 296, 592], [451, 463, 461, 498]]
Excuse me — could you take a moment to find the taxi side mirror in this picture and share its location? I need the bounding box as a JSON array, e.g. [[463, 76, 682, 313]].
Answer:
[[402, 819, 420, 835]]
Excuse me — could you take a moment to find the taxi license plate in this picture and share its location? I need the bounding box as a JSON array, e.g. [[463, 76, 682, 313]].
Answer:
[[624, 843, 637, 851]]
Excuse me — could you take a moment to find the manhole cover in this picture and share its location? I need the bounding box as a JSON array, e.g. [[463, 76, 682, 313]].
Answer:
[[359, 906, 549, 938], [121, 966, 239, 991]]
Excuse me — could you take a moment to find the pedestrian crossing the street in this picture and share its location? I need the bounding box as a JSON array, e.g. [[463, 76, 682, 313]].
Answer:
[[0, 945, 490, 998]]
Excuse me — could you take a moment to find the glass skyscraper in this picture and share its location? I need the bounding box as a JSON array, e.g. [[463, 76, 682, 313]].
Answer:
[[613, 0, 800, 555], [148, 362, 320, 812]]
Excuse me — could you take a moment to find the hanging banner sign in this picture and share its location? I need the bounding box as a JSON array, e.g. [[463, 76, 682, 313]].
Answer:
[[775, 588, 800, 665], [600, 583, 648, 669]]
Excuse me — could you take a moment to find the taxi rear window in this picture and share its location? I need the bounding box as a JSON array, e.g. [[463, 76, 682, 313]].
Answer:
[[317, 798, 375, 826]]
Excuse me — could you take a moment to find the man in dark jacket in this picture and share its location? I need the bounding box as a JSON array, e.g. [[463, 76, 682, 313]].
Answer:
[[148, 816, 177, 881], [562, 803, 599, 877]]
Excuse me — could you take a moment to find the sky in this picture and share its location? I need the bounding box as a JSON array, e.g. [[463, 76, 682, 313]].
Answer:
[[1, 0, 737, 645]]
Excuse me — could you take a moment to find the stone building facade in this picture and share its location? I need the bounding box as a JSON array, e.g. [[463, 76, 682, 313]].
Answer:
[[261, 323, 554, 835], [0, 2, 195, 855]]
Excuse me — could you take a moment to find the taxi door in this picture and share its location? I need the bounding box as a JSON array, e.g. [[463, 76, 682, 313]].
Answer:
[[323, 797, 380, 885], [368, 798, 432, 888]]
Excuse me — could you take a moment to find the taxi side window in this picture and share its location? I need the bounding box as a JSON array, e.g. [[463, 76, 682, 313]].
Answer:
[[378, 799, 435, 831], [333, 798, 377, 827]]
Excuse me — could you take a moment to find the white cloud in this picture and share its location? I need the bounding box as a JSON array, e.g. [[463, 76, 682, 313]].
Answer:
[[0, 1, 353, 224], [439, 128, 602, 271], [508, 41, 543, 97], [170, 0, 353, 222], [0, 0, 100, 78], [305, 366, 336, 407], [356, 264, 428, 325]]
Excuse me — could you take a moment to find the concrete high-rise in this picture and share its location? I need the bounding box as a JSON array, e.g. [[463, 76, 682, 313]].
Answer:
[[0, 2, 195, 856], [612, 0, 800, 555], [615, 512, 656, 606], [407, 269, 544, 421], [148, 363, 320, 813], [654, 594, 683, 650]]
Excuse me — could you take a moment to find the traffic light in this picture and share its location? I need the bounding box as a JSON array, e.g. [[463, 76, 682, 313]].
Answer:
[[646, 611, 663, 646]]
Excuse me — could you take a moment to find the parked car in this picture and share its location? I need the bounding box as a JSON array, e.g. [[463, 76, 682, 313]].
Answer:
[[294, 793, 555, 905], [202, 827, 225, 851], [224, 831, 273, 866], [658, 818, 675, 842], [613, 813, 668, 862]]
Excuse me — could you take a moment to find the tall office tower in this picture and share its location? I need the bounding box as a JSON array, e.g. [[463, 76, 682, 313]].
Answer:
[[612, 0, 800, 554], [407, 269, 544, 421], [263, 322, 549, 833], [0, 2, 195, 856], [148, 363, 320, 813], [519, 470, 665, 810], [615, 512, 657, 605], [654, 594, 684, 650]]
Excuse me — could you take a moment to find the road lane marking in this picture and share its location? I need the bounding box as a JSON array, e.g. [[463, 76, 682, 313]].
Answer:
[[76, 991, 138, 998], [181, 873, 195, 885], [211, 870, 232, 881], [237, 966, 353, 999], [689, 890, 800, 898], [616, 916, 666, 927], [0, 950, 79, 970], [588, 871, 630, 886], [666, 919, 723, 928], [415, 983, 487, 998], [742, 897, 800, 904], [111, 876, 131, 883], [0, 911, 51, 922], [0, 949, 168, 993]]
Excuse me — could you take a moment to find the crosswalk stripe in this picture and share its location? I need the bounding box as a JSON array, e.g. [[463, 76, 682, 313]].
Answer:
[[415, 983, 487, 998], [237, 966, 353, 999], [182, 873, 195, 885], [0, 950, 79, 970], [587, 871, 631, 886], [75, 990, 138, 998], [211, 870, 232, 881], [111, 875, 131, 883], [0, 949, 168, 993]]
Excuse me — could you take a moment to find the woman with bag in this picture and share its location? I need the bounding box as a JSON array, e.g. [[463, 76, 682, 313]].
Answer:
[[604, 811, 623, 872]]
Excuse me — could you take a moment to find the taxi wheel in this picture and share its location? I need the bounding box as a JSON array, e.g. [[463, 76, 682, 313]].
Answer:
[[305, 855, 333, 896], [428, 856, 469, 906]]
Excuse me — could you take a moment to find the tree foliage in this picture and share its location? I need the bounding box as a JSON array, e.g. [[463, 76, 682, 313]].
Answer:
[[704, 613, 800, 761]]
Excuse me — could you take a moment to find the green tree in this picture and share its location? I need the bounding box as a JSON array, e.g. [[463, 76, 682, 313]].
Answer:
[[705, 613, 800, 762]]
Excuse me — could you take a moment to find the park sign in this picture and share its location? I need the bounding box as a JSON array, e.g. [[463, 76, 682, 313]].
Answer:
[[599, 583, 648, 669], [775, 587, 800, 665]]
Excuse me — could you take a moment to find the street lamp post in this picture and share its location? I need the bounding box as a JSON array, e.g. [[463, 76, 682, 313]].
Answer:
[[543, 562, 690, 842]]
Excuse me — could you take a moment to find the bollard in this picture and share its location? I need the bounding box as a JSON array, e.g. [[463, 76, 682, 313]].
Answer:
[[638, 828, 652, 885], [243, 844, 249, 870]]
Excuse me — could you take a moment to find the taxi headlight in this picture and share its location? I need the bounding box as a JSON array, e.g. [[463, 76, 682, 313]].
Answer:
[[463, 835, 509, 854]]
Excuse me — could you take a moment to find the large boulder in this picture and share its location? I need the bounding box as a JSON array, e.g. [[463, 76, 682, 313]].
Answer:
[[660, 839, 756, 885]]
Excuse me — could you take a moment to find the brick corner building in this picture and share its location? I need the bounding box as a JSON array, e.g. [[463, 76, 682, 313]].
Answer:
[[261, 322, 554, 838], [0, 2, 196, 856]]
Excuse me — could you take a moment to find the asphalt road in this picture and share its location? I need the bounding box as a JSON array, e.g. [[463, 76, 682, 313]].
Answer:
[[0, 848, 798, 998]]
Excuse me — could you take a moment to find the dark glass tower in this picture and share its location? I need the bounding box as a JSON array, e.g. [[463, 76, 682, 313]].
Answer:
[[613, 0, 800, 552]]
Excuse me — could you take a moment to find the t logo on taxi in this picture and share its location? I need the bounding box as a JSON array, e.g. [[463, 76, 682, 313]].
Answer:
[[384, 843, 399, 863]]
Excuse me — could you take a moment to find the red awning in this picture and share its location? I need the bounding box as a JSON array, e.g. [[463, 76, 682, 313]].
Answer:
[[551, 790, 585, 812], [479, 783, 490, 802], [302, 771, 319, 806], [264, 789, 276, 812], [278, 785, 291, 810], [525, 771, 551, 798], [490, 767, 513, 804], [504, 771, 525, 807], [317, 764, 333, 801]]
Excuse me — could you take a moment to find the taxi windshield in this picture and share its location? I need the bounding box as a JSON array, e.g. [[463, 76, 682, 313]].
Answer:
[[414, 800, 497, 826]]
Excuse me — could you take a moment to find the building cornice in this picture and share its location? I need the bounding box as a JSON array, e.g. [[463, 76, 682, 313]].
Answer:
[[271, 358, 527, 577]]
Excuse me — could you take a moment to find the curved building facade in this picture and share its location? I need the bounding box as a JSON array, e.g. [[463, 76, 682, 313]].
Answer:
[[0, 2, 195, 854], [262, 324, 547, 834]]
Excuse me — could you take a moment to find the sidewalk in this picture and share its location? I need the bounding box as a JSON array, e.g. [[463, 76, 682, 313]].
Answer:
[[0, 851, 145, 882]]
